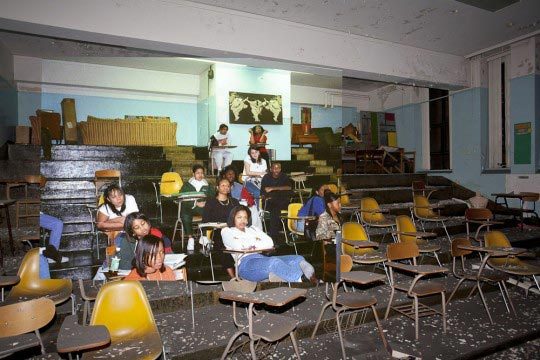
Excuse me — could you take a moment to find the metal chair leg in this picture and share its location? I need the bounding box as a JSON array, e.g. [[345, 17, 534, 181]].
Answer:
[[384, 287, 395, 319], [476, 282, 493, 324], [220, 331, 244, 360], [446, 278, 466, 305], [336, 309, 347, 360], [290, 331, 301, 359], [311, 302, 332, 338], [414, 296, 419, 340]]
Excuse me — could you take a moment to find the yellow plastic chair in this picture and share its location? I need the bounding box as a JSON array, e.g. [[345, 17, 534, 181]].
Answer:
[[280, 203, 305, 255], [485, 231, 540, 293], [359, 197, 395, 242], [6, 248, 74, 312], [152, 172, 183, 223], [0, 297, 56, 357], [342, 222, 388, 281], [395, 215, 442, 266], [84, 281, 163, 359], [412, 195, 451, 241]]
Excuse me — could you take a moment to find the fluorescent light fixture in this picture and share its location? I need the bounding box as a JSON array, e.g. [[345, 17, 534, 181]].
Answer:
[[180, 57, 246, 66]]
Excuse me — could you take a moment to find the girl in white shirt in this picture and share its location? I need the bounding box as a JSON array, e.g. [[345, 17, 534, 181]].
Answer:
[[97, 184, 139, 231], [242, 146, 267, 206], [221, 205, 316, 283]]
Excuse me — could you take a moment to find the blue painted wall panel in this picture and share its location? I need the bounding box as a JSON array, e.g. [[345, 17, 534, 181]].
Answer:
[[37, 92, 197, 146], [290, 103, 349, 131]]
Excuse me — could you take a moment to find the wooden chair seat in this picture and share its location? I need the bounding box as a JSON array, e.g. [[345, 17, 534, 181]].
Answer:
[[352, 252, 386, 264], [247, 313, 298, 342], [417, 242, 441, 253], [393, 281, 445, 296], [336, 293, 377, 308]]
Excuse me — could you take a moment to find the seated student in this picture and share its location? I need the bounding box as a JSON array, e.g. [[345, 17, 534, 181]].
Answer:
[[203, 178, 240, 279], [117, 212, 173, 268], [221, 205, 317, 283], [260, 162, 292, 240], [221, 166, 244, 200], [124, 235, 176, 281], [296, 184, 328, 232], [242, 146, 268, 205], [248, 125, 269, 166], [316, 192, 342, 241], [221, 166, 263, 230], [97, 184, 139, 232], [180, 164, 216, 251], [210, 124, 233, 172]]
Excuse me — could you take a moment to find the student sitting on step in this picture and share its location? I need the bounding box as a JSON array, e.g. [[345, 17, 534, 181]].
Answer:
[[97, 184, 139, 244], [124, 235, 176, 281], [248, 125, 269, 166], [180, 164, 216, 251], [222, 205, 317, 284]]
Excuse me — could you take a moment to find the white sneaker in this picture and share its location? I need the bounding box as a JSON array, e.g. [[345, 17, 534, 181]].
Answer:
[[47, 256, 69, 264], [187, 237, 195, 251]]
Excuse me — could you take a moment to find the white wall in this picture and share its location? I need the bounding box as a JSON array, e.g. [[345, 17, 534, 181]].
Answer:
[[0, 0, 468, 89], [12, 56, 201, 145], [214, 64, 291, 160]]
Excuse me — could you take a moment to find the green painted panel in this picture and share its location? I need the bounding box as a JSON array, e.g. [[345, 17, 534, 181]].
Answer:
[[514, 122, 531, 164]]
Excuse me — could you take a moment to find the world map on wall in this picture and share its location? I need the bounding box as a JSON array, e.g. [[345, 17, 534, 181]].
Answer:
[[229, 91, 283, 125]]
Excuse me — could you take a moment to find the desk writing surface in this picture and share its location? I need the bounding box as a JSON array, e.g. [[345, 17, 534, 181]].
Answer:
[[219, 287, 307, 306], [57, 315, 110, 353], [340, 271, 385, 285], [386, 262, 447, 275]]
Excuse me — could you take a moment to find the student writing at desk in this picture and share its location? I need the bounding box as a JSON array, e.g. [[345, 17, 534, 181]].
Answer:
[[210, 124, 233, 172]]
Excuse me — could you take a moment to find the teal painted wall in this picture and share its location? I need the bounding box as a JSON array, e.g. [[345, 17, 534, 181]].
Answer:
[[290, 103, 350, 131], [17, 91, 197, 146], [389, 103, 423, 171], [448, 88, 506, 196], [509, 74, 537, 173], [214, 65, 291, 160], [0, 76, 18, 144]]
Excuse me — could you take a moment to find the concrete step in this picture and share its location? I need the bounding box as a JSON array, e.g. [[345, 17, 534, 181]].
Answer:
[[164, 146, 195, 154], [347, 185, 453, 204], [41, 159, 171, 179], [295, 154, 315, 161], [314, 166, 334, 174], [292, 148, 310, 155], [310, 160, 327, 166], [342, 173, 427, 188], [7, 144, 41, 161], [50, 145, 165, 160]]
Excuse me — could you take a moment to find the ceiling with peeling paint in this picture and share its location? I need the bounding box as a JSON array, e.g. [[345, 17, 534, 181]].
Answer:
[[188, 0, 540, 56]]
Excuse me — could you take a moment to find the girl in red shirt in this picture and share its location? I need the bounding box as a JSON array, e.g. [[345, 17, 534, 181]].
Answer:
[[249, 125, 269, 166], [124, 235, 175, 281]]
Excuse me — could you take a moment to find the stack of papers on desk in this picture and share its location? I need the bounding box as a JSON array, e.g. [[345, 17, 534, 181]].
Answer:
[[164, 253, 188, 269]]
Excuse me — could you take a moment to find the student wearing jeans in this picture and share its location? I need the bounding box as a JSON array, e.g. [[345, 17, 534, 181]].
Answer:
[[221, 205, 317, 284]]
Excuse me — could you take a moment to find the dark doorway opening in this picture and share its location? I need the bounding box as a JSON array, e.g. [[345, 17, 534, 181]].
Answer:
[[429, 88, 450, 170]]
